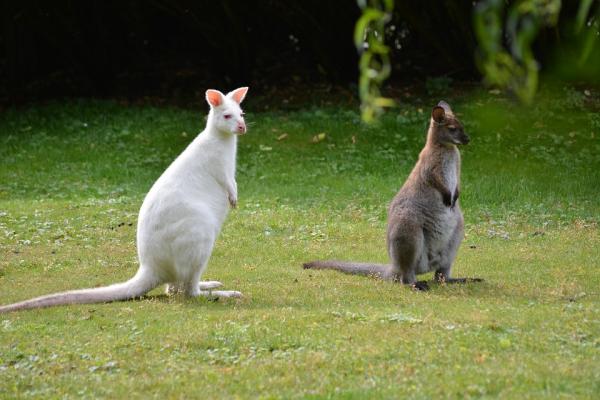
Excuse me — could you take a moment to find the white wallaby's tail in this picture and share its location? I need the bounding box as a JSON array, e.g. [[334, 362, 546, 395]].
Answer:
[[303, 260, 390, 278], [0, 270, 157, 313]]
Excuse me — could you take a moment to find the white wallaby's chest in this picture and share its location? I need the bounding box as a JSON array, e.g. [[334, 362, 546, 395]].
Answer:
[[137, 131, 236, 232]]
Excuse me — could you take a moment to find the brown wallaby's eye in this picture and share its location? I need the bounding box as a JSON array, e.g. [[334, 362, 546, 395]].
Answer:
[[448, 126, 457, 131], [224, 114, 232, 119]]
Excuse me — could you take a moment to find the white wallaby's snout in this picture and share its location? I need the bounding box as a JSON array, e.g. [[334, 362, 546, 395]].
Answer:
[[237, 120, 246, 134]]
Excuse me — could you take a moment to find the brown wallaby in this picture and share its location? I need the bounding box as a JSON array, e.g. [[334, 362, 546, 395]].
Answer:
[[303, 101, 482, 290]]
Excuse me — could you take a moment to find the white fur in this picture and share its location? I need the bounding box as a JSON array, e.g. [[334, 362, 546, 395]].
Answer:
[[443, 152, 458, 199], [0, 87, 248, 313]]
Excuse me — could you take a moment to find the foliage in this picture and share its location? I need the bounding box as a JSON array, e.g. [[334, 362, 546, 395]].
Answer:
[[473, 0, 600, 103], [574, 0, 600, 66], [353, 0, 597, 116], [473, 0, 561, 104], [1, 89, 599, 397], [355, 0, 395, 123]]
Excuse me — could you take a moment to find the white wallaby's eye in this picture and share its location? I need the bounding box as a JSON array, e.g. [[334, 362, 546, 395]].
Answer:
[[224, 114, 232, 119]]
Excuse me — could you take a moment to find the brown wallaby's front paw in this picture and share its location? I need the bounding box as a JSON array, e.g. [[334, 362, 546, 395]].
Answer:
[[442, 192, 452, 207], [451, 189, 460, 208]]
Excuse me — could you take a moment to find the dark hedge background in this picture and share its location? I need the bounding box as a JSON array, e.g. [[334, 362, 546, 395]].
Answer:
[[0, 1, 584, 106]]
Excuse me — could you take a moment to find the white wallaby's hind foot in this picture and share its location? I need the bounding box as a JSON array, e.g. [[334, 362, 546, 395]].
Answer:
[[199, 281, 223, 290], [167, 281, 223, 296], [199, 290, 243, 299]]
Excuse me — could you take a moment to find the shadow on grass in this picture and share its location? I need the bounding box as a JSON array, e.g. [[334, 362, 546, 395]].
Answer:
[[140, 292, 245, 306]]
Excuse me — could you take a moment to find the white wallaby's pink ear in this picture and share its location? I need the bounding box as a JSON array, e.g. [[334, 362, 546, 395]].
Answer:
[[206, 89, 224, 108], [228, 87, 248, 104]]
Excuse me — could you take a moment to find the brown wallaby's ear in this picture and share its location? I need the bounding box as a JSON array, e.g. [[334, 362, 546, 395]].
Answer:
[[206, 89, 224, 108], [432, 106, 446, 123], [437, 100, 453, 115], [228, 87, 249, 104]]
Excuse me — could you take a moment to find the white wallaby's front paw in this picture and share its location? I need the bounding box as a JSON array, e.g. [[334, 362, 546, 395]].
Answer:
[[213, 290, 243, 298], [228, 194, 238, 208], [198, 281, 223, 290]]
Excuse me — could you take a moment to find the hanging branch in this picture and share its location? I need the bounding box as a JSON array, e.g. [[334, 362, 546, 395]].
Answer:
[[474, 0, 561, 104], [355, 0, 395, 123]]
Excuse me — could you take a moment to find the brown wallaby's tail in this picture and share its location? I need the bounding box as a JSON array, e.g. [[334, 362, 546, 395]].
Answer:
[[0, 269, 158, 313], [303, 260, 390, 279]]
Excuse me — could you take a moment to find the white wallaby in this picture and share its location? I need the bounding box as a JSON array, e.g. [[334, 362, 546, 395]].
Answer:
[[0, 87, 249, 313]]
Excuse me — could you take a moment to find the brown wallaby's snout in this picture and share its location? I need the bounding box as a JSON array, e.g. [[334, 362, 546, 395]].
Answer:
[[456, 131, 470, 145]]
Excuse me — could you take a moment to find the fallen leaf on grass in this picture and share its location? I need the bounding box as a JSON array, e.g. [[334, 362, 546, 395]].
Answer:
[[311, 133, 326, 143]]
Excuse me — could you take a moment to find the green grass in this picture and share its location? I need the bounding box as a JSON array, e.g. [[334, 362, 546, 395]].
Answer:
[[1, 88, 599, 399]]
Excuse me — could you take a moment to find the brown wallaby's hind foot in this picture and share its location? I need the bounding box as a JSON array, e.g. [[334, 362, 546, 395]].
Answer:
[[435, 276, 484, 284], [460, 277, 484, 283], [412, 281, 430, 291]]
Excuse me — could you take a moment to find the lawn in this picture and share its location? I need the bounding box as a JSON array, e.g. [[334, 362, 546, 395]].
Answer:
[[1, 87, 599, 399]]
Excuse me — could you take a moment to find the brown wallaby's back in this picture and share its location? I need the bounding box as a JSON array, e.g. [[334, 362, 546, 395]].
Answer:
[[304, 101, 481, 290]]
